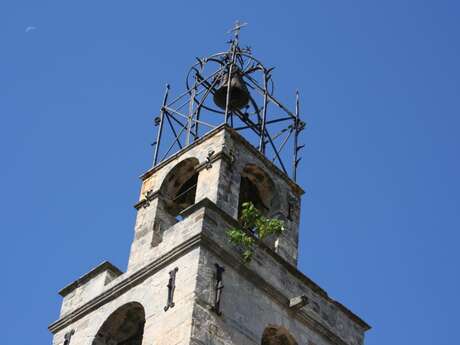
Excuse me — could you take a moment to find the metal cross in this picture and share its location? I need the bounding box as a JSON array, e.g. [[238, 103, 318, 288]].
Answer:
[[227, 20, 248, 41]]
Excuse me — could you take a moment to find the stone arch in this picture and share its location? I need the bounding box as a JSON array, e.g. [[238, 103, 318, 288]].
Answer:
[[92, 302, 145, 345], [261, 325, 299, 345], [150, 157, 200, 246], [159, 157, 200, 218], [238, 164, 279, 218]]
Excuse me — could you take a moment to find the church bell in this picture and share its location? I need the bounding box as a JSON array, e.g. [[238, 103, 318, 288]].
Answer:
[[213, 68, 250, 111]]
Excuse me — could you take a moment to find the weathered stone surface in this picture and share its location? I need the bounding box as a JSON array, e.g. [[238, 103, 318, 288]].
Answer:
[[49, 126, 369, 345], [59, 262, 122, 317], [51, 249, 200, 345], [289, 295, 309, 310]]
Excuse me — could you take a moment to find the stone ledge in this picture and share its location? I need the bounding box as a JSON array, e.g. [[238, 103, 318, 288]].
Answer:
[[50, 198, 369, 336], [195, 150, 234, 172], [133, 189, 161, 210], [183, 198, 369, 331], [200, 234, 367, 345], [49, 234, 202, 334], [59, 261, 123, 297], [138, 125, 304, 197], [140, 124, 227, 181]]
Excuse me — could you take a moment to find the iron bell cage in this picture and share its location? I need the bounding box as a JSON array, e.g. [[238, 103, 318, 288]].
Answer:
[[151, 24, 306, 182]]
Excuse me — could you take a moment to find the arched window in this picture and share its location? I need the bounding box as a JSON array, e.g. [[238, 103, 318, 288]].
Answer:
[[149, 158, 200, 247], [92, 302, 145, 345], [238, 164, 278, 218], [261, 326, 299, 345], [160, 158, 200, 219]]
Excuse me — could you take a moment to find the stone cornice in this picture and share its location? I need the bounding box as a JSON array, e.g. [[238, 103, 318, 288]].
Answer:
[[200, 236, 352, 345], [194, 150, 234, 173], [189, 199, 370, 331], [59, 261, 123, 297], [134, 151, 232, 210], [49, 198, 369, 337], [139, 125, 227, 181], [133, 190, 161, 210], [48, 233, 202, 334], [138, 125, 304, 197]]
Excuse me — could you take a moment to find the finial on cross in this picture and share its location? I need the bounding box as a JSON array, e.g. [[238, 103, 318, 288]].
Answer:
[[227, 20, 248, 41]]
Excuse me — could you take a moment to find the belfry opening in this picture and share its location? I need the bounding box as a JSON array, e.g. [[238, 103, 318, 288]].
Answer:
[[160, 157, 199, 219]]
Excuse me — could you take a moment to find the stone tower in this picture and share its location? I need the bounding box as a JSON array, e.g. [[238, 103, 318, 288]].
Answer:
[[49, 28, 370, 345]]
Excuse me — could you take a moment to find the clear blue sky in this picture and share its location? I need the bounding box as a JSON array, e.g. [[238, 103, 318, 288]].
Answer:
[[1, 1, 459, 344]]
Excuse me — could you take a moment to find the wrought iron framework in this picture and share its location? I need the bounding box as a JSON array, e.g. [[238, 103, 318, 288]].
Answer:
[[151, 22, 305, 181]]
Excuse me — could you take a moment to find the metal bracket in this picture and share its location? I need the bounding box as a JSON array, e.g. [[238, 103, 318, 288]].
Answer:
[[63, 329, 75, 345], [287, 202, 293, 220], [226, 147, 236, 171], [289, 295, 309, 311], [220, 144, 236, 172], [164, 267, 179, 311], [205, 150, 215, 169], [212, 263, 225, 315], [142, 189, 156, 209]]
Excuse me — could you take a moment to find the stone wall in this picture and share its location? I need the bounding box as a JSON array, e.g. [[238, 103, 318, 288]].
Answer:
[[59, 262, 122, 317], [50, 126, 369, 345], [129, 126, 303, 270], [215, 128, 303, 265], [51, 201, 368, 345], [51, 249, 200, 345], [197, 203, 368, 345], [191, 247, 333, 345], [128, 127, 226, 272]]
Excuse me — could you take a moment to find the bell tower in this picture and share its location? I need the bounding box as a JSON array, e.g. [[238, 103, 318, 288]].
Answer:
[[49, 23, 370, 345]]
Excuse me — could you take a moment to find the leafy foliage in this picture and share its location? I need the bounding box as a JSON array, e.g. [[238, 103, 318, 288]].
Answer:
[[227, 202, 284, 263]]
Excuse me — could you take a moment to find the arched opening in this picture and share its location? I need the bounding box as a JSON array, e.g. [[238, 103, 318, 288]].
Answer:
[[149, 158, 200, 247], [238, 164, 278, 218], [92, 302, 145, 345], [160, 157, 200, 219], [261, 326, 299, 345]]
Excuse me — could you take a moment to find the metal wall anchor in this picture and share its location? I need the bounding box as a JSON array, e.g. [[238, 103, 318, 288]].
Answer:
[[63, 329, 75, 345], [164, 267, 179, 311], [212, 263, 225, 315]]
